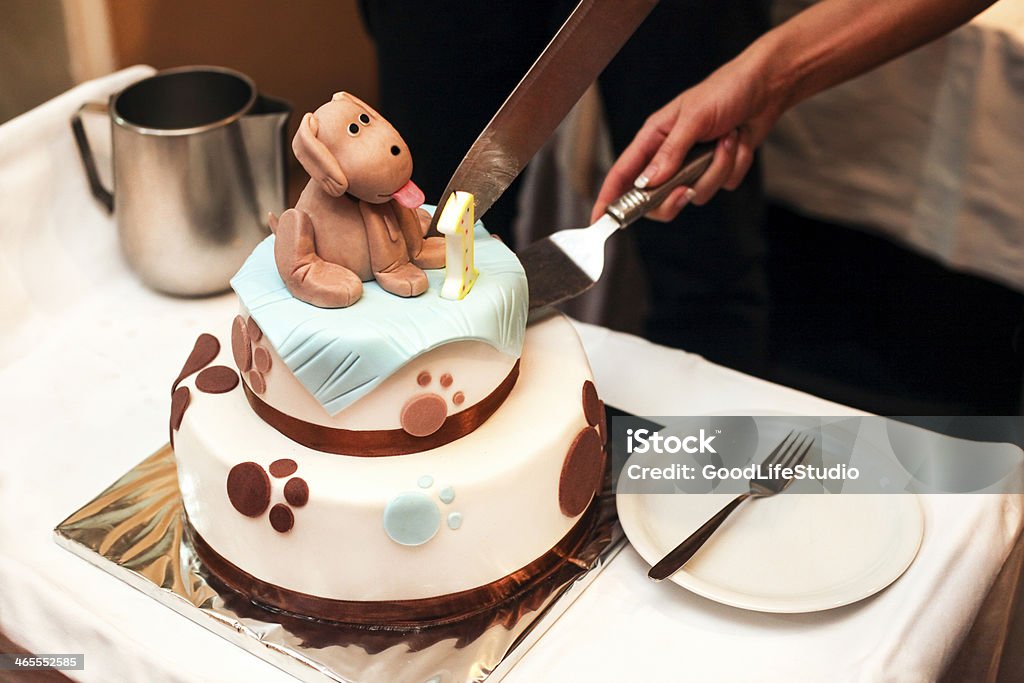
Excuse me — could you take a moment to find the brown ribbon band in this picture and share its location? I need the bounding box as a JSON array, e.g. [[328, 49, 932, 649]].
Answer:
[[189, 504, 596, 628], [242, 360, 520, 456]]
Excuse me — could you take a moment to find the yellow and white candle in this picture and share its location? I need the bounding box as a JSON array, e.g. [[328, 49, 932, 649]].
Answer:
[[438, 191, 479, 300]]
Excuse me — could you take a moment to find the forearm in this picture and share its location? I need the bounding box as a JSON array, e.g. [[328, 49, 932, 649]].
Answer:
[[752, 0, 996, 112], [594, 0, 997, 220]]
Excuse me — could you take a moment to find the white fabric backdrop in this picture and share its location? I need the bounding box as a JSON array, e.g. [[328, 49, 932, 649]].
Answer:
[[765, 1, 1024, 292]]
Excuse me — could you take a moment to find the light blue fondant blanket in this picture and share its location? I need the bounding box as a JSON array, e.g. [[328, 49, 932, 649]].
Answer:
[[230, 221, 528, 416]]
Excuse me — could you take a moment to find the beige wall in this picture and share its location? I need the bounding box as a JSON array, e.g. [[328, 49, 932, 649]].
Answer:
[[0, 0, 74, 123], [105, 0, 380, 200], [107, 0, 378, 117], [0, 0, 379, 196]]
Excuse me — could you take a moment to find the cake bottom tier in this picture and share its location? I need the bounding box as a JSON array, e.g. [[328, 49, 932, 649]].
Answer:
[[172, 313, 608, 617], [187, 501, 599, 626]]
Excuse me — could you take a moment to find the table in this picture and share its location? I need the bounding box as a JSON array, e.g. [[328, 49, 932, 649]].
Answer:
[[1, 68, 1022, 683]]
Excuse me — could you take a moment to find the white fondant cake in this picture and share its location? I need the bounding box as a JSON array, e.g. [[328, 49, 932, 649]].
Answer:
[[170, 226, 608, 624], [230, 221, 527, 415], [175, 313, 597, 604]]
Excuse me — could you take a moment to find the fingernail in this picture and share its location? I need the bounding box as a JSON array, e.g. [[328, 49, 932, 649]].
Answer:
[[635, 166, 657, 188], [723, 134, 736, 152], [675, 188, 696, 211]]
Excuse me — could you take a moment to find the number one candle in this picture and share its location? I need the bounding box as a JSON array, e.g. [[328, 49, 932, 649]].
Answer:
[[438, 191, 479, 300]]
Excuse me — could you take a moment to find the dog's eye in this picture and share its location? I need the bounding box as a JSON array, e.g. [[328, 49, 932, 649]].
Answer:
[[347, 123, 360, 136], [358, 113, 370, 125]]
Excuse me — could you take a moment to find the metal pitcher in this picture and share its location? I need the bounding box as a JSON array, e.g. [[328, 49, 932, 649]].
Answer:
[[71, 66, 290, 296]]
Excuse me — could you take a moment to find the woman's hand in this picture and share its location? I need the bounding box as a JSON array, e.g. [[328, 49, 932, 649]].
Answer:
[[591, 0, 996, 225], [592, 47, 784, 223]]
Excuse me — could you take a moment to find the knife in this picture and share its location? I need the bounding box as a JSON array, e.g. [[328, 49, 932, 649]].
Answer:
[[522, 142, 716, 310], [428, 0, 659, 234]]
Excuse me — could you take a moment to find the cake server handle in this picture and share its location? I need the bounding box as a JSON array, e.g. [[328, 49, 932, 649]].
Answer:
[[605, 142, 716, 228]]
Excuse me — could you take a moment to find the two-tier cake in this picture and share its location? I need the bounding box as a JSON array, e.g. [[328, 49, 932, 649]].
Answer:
[[169, 93, 607, 625]]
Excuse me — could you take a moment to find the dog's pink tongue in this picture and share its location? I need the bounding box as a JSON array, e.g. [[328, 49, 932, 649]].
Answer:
[[391, 179, 425, 209]]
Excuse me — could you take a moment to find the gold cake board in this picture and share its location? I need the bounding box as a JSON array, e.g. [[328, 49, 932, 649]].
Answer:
[[54, 444, 622, 683]]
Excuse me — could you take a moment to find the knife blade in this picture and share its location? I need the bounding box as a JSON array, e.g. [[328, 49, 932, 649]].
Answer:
[[428, 0, 659, 233]]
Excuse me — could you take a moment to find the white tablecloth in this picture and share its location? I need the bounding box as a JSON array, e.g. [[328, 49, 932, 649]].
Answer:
[[0, 68, 1021, 683], [765, 1, 1024, 293]]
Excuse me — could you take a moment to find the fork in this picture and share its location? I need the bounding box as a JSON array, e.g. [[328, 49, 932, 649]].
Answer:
[[647, 430, 816, 582]]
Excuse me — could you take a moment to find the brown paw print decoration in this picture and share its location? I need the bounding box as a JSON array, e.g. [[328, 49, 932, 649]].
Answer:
[[226, 458, 309, 533]]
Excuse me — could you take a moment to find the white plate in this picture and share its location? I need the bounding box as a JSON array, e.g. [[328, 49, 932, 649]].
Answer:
[[617, 420, 924, 613]]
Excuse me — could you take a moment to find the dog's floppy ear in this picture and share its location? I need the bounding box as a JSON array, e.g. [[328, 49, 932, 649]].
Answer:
[[293, 113, 347, 197]]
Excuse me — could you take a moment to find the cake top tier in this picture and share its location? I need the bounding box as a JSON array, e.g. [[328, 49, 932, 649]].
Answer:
[[231, 218, 528, 415]]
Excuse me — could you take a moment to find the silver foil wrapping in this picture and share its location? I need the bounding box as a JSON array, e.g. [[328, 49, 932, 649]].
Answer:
[[54, 445, 622, 682]]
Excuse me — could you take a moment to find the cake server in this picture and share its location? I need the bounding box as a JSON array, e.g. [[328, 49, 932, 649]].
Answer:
[[522, 142, 715, 310], [428, 0, 659, 233]]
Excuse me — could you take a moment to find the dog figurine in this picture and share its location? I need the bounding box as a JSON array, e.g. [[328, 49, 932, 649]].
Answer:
[[270, 92, 445, 308]]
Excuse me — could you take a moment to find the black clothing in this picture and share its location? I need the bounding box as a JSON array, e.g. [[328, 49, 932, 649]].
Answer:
[[359, 0, 772, 373]]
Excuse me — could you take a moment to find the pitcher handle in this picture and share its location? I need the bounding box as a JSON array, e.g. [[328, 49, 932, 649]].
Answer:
[[70, 101, 114, 214]]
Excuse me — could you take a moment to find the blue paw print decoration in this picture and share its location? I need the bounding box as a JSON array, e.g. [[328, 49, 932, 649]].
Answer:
[[383, 475, 462, 546]]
